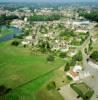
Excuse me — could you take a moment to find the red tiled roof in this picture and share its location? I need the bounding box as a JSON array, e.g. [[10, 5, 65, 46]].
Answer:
[[69, 71, 78, 78]]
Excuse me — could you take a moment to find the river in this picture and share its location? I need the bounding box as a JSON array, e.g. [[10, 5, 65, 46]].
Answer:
[[0, 26, 24, 42]]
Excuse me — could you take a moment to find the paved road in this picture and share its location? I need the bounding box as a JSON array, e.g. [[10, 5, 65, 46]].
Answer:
[[80, 62, 98, 100]]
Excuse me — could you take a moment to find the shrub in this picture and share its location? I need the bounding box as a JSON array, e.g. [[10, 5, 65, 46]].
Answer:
[[0, 85, 12, 96], [47, 81, 56, 90], [11, 40, 19, 46], [47, 55, 55, 62], [66, 76, 73, 81], [64, 63, 70, 71], [73, 51, 83, 61], [59, 52, 66, 58], [90, 51, 98, 61]]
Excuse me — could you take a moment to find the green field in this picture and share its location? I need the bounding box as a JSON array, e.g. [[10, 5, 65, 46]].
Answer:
[[0, 40, 65, 100]]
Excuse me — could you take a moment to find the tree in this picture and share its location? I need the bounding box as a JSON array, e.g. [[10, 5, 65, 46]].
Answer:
[[38, 40, 51, 52], [39, 25, 48, 34], [59, 52, 66, 58], [90, 51, 98, 61], [73, 51, 83, 61], [28, 13, 61, 21], [0, 14, 18, 25], [11, 40, 19, 46], [59, 28, 75, 37], [64, 63, 70, 71], [70, 59, 76, 66], [47, 81, 56, 90], [47, 55, 55, 62], [79, 11, 98, 22], [0, 85, 12, 96], [88, 38, 93, 51]]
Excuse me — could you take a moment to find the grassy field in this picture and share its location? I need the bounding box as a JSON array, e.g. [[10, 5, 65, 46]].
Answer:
[[0, 40, 65, 100]]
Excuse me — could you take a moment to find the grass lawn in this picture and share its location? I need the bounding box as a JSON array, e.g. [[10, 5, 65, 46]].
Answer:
[[0, 71, 55, 100], [0, 40, 65, 100], [70, 82, 94, 100], [36, 88, 64, 100]]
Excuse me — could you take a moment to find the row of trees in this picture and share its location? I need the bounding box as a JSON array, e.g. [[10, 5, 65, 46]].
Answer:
[[0, 14, 19, 26], [28, 13, 61, 21], [79, 12, 98, 22]]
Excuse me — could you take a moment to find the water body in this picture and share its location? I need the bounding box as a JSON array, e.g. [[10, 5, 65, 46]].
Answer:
[[0, 26, 24, 42]]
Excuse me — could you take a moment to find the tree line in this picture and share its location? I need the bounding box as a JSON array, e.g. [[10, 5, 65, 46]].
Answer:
[[28, 13, 61, 21], [0, 14, 19, 25], [79, 11, 98, 22]]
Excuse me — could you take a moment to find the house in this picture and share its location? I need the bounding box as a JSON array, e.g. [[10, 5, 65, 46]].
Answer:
[[73, 65, 82, 72], [67, 65, 82, 81], [21, 36, 32, 46], [11, 19, 25, 28], [75, 29, 88, 33], [67, 70, 79, 81]]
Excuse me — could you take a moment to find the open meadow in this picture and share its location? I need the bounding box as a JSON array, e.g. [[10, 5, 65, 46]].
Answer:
[[0, 40, 65, 100]]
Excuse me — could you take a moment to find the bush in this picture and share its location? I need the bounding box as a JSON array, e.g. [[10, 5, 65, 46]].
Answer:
[[59, 52, 66, 58], [11, 40, 19, 46], [47, 81, 56, 90], [70, 82, 94, 100], [64, 63, 70, 71], [66, 76, 73, 81], [90, 51, 98, 61], [73, 51, 83, 61], [28, 14, 61, 21], [0, 85, 12, 96], [69, 59, 76, 66], [47, 55, 55, 62]]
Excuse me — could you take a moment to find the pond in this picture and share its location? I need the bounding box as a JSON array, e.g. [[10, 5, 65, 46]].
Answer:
[[0, 26, 24, 42]]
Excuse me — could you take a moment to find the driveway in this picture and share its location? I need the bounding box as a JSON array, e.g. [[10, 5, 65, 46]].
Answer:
[[58, 85, 82, 100]]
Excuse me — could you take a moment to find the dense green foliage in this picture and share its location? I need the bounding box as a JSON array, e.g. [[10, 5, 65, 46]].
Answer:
[[39, 25, 48, 33], [90, 51, 98, 61], [0, 14, 18, 25], [47, 55, 55, 62], [59, 28, 75, 37], [64, 57, 76, 72], [28, 14, 61, 21], [95, 24, 98, 27], [64, 64, 70, 71], [64, 59, 76, 71], [79, 11, 98, 22], [11, 40, 20, 46], [70, 82, 94, 100], [47, 81, 56, 90], [66, 76, 73, 81], [59, 52, 66, 58], [38, 40, 51, 52], [73, 51, 83, 61], [0, 85, 12, 96]]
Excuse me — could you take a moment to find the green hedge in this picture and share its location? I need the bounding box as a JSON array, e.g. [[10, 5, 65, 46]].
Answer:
[[70, 83, 94, 100]]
